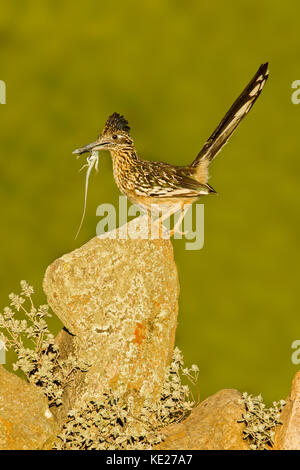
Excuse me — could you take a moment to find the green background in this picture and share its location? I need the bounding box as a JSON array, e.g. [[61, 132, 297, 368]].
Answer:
[[1, 0, 299, 404]]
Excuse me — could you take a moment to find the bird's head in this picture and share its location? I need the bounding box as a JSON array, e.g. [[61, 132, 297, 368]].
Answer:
[[72, 112, 133, 156]]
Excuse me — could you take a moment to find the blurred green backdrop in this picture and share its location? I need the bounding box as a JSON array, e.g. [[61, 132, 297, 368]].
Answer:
[[1, 0, 299, 404]]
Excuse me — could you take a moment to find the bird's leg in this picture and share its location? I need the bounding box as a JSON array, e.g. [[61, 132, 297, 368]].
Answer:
[[169, 205, 189, 238], [152, 204, 189, 239], [151, 205, 175, 239]]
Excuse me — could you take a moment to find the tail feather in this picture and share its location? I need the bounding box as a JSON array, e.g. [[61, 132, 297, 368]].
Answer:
[[191, 63, 269, 170]]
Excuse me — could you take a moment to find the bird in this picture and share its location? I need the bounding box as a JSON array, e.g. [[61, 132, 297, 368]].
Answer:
[[73, 63, 269, 236]]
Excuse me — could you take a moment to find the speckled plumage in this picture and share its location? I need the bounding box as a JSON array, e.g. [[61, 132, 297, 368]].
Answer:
[[74, 64, 269, 214]]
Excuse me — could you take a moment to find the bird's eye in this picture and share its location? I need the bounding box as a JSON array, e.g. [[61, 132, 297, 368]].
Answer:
[[112, 134, 118, 140]]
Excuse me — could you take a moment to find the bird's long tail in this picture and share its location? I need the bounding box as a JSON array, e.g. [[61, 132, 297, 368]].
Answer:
[[191, 63, 269, 174]]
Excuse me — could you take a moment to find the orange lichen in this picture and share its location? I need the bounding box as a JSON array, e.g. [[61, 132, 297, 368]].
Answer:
[[0, 414, 13, 446], [133, 322, 146, 345]]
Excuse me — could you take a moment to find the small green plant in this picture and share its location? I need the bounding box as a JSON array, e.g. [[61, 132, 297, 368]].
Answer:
[[0, 281, 88, 407], [238, 392, 285, 450], [54, 347, 199, 450]]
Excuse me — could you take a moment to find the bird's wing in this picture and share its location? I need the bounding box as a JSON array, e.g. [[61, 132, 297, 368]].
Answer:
[[134, 162, 213, 198], [191, 62, 269, 167]]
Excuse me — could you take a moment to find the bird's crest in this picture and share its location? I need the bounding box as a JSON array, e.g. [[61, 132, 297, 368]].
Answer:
[[102, 112, 130, 135]]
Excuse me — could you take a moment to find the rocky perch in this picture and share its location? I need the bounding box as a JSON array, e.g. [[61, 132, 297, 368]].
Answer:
[[0, 220, 300, 449], [43, 234, 179, 426]]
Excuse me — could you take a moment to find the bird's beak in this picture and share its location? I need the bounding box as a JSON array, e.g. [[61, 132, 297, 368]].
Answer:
[[72, 139, 110, 156]]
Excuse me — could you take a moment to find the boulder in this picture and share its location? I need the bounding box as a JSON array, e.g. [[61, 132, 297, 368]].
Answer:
[[156, 389, 250, 450], [274, 371, 300, 450], [0, 366, 57, 450], [43, 226, 179, 413]]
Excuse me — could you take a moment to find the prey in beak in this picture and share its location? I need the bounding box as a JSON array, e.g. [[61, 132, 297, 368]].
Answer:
[[74, 148, 100, 239], [73, 113, 132, 239], [73, 137, 114, 239], [72, 139, 110, 157], [72, 141, 98, 156]]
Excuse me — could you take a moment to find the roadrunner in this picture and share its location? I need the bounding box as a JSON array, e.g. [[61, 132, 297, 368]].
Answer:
[[73, 63, 269, 236]]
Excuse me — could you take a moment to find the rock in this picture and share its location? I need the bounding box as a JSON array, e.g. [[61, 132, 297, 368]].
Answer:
[[43, 225, 179, 413], [156, 389, 250, 450], [274, 371, 300, 450], [0, 366, 57, 450]]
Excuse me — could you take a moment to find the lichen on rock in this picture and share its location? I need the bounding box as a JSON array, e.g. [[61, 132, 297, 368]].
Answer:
[[156, 389, 250, 450], [0, 365, 57, 450], [43, 232, 180, 417], [0, 225, 297, 451], [274, 371, 300, 450]]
